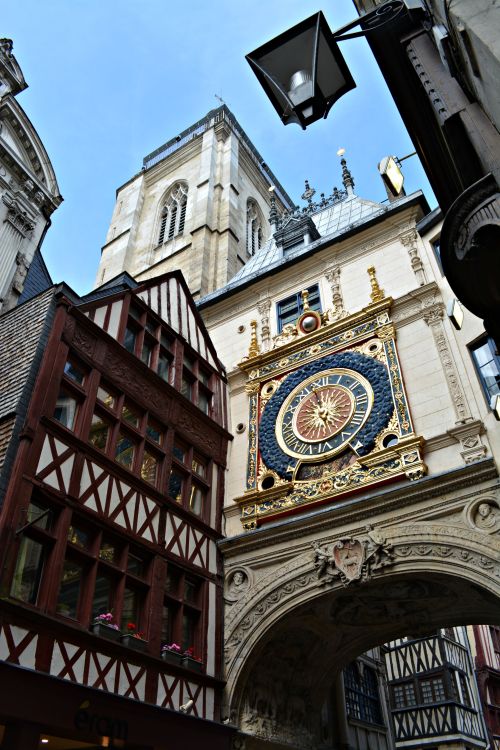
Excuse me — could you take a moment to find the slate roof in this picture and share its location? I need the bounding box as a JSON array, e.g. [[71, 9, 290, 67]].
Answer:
[[198, 186, 425, 309], [18, 248, 53, 304]]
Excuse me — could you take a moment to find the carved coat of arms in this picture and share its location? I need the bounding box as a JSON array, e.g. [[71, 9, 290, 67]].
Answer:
[[333, 539, 364, 582]]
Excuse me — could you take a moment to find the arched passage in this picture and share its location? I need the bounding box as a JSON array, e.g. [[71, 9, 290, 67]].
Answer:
[[224, 522, 500, 747]]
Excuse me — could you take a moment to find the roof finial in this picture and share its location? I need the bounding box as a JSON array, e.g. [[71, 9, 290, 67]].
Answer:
[[337, 147, 355, 195], [268, 185, 278, 229], [301, 289, 310, 311], [367, 266, 384, 303], [248, 320, 260, 358], [301, 179, 316, 205]]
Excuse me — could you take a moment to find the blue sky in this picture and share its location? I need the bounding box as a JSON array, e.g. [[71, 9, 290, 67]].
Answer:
[[4, 0, 436, 295]]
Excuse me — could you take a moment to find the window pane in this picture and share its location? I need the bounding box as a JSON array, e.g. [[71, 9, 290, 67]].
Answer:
[[115, 432, 135, 468], [53, 390, 78, 429], [122, 403, 140, 427], [57, 560, 83, 619], [26, 500, 51, 530], [157, 353, 170, 382], [198, 389, 211, 415], [99, 539, 119, 563], [182, 609, 198, 651], [64, 359, 85, 385], [181, 376, 192, 399], [145, 319, 157, 335], [199, 368, 210, 387], [124, 326, 137, 354], [127, 553, 145, 577], [146, 419, 162, 443], [172, 443, 186, 463], [89, 413, 110, 450], [92, 573, 113, 618], [122, 587, 139, 628], [160, 332, 172, 350], [141, 449, 158, 485], [141, 337, 154, 366], [161, 604, 174, 644], [184, 578, 198, 604], [67, 524, 91, 549], [189, 484, 204, 516], [183, 354, 195, 371], [10, 537, 45, 604], [473, 341, 493, 368], [191, 456, 206, 478], [128, 305, 142, 322], [166, 566, 181, 595], [97, 385, 116, 410], [168, 471, 184, 503]]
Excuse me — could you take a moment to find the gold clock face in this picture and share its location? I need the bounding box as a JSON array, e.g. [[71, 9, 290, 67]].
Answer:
[[276, 368, 373, 460], [293, 385, 354, 442]]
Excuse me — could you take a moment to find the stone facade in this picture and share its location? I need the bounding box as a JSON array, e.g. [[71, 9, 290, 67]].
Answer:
[[0, 39, 62, 312]]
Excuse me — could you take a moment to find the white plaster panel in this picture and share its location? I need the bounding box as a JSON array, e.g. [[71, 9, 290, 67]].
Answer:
[[93, 306, 107, 328], [36, 435, 53, 474], [107, 301, 123, 338], [206, 581, 216, 677], [205, 686, 215, 721]]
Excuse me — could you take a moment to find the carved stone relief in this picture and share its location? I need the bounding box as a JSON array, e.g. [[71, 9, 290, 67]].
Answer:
[[400, 229, 427, 286], [225, 569, 251, 604], [257, 297, 271, 352], [324, 264, 348, 320]]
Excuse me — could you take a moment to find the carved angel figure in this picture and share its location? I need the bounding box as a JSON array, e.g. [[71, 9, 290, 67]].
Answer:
[[365, 524, 394, 569], [312, 541, 331, 577]]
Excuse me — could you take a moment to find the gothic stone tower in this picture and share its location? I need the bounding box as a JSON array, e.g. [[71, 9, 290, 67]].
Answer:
[[96, 105, 293, 299]]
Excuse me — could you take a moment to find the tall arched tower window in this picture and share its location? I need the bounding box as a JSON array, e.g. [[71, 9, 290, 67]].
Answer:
[[246, 199, 264, 256], [158, 183, 188, 245]]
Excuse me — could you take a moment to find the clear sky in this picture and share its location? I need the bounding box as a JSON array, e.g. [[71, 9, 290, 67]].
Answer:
[[4, 0, 436, 295]]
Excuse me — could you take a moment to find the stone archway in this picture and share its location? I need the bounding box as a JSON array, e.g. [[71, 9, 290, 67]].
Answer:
[[223, 517, 500, 748]]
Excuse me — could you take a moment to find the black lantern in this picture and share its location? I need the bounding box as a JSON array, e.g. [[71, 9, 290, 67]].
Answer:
[[246, 12, 356, 130]]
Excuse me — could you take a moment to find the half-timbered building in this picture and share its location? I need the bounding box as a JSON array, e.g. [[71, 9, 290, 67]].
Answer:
[[471, 625, 500, 750], [0, 271, 234, 748], [384, 627, 487, 750]]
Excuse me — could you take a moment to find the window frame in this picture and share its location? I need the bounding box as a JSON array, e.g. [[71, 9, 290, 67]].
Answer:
[[344, 663, 384, 726], [167, 439, 211, 520], [469, 335, 500, 407], [276, 284, 321, 332], [161, 563, 204, 658]]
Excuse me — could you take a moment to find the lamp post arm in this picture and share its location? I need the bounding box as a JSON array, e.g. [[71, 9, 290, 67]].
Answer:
[[332, 0, 407, 42]]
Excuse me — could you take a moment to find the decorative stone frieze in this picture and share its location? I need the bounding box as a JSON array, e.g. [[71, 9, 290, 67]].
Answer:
[[422, 298, 471, 423]]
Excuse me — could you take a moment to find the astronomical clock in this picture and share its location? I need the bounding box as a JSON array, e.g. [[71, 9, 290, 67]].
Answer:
[[236, 267, 425, 530]]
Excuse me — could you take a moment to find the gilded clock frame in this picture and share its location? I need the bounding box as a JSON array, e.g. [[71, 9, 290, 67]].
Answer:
[[237, 296, 426, 530]]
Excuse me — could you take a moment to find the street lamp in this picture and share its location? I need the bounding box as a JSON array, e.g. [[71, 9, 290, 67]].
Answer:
[[246, 1, 407, 129]]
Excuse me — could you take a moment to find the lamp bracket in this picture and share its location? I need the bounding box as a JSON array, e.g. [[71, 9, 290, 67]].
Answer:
[[332, 0, 406, 41]]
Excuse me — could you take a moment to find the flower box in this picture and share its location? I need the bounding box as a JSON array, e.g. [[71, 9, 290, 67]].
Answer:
[[161, 650, 183, 667], [90, 622, 121, 642], [120, 634, 148, 653], [182, 655, 203, 673]]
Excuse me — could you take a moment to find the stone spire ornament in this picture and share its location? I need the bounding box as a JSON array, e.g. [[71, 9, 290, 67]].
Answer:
[[301, 289, 311, 311], [337, 147, 354, 196]]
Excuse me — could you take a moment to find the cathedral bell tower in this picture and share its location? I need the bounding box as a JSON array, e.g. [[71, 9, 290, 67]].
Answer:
[[96, 106, 293, 299]]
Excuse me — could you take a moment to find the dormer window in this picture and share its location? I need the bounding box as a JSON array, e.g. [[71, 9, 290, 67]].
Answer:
[[158, 183, 188, 245], [247, 199, 264, 256]]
